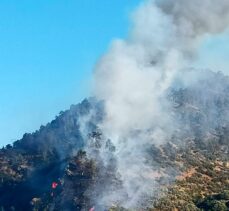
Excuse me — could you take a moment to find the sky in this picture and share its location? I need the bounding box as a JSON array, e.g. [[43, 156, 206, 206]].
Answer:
[[197, 32, 229, 72], [0, 0, 228, 146], [0, 0, 141, 146]]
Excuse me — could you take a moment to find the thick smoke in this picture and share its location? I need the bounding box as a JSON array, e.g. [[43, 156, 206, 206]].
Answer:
[[84, 0, 229, 209]]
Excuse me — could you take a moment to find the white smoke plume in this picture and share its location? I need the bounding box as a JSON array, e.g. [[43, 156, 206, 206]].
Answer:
[[85, 0, 229, 209]]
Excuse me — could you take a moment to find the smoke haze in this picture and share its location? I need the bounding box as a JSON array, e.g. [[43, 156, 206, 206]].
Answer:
[[83, 0, 229, 208]]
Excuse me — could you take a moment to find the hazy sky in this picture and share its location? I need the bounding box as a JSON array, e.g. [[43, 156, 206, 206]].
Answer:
[[197, 32, 229, 72], [0, 0, 228, 146]]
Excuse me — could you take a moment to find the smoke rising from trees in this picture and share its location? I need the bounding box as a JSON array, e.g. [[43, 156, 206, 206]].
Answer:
[[81, 0, 229, 208]]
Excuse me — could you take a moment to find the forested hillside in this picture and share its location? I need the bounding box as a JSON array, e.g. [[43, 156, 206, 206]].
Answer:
[[0, 71, 228, 211]]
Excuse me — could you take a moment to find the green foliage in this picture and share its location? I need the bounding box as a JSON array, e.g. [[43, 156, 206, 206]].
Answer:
[[183, 203, 199, 211], [218, 190, 229, 200], [196, 191, 229, 211], [210, 200, 227, 211]]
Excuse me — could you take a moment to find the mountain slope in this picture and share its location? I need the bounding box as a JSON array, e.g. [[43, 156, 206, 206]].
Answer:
[[0, 71, 228, 211]]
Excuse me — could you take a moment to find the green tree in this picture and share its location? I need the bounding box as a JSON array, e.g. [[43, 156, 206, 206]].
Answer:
[[218, 190, 229, 200], [210, 201, 227, 211]]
